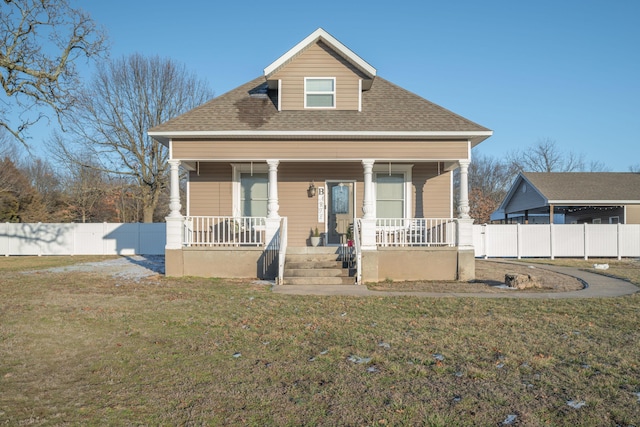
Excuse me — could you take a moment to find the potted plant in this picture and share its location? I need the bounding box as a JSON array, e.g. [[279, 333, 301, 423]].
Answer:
[[310, 227, 321, 247], [346, 226, 354, 247]]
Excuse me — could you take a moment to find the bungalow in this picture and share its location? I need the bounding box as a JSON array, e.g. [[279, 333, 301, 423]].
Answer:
[[493, 172, 640, 224], [148, 28, 492, 284]]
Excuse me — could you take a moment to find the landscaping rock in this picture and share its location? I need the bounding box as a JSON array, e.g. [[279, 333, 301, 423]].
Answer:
[[505, 273, 542, 289]]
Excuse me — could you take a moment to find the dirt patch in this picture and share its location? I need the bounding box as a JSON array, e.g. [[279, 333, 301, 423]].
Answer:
[[368, 260, 584, 293]]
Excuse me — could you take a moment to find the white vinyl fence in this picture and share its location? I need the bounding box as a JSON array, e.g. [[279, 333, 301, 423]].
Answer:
[[474, 223, 640, 259], [0, 223, 166, 256]]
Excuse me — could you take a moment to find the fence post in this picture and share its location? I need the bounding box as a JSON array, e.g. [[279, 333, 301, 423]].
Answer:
[[617, 223, 622, 260], [3, 222, 7, 257], [483, 224, 488, 259], [516, 223, 521, 259], [584, 223, 588, 260], [550, 223, 555, 260]]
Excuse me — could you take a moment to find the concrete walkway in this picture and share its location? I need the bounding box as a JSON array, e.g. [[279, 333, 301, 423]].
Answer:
[[271, 260, 639, 299]]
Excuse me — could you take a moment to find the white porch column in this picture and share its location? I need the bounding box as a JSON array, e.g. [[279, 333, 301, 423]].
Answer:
[[265, 160, 281, 248], [165, 159, 183, 250], [457, 159, 470, 219], [360, 159, 377, 250], [266, 159, 280, 219], [455, 158, 475, 280], [362, 159, 375, 219]]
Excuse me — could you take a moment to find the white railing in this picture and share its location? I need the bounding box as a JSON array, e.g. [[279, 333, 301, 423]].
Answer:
[[183, 216, 266, 246], [354, 218, 362, 284], [277, 217, 288, 285], [376, 218, 457, 247], [474, 223, 640, 259]]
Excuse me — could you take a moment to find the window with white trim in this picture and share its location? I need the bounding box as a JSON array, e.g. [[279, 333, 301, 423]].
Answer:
[[609, 216, 620, 224], [373, 164, 413, 219], [232, 164, 268, 217], [305, 77, 335, 108]]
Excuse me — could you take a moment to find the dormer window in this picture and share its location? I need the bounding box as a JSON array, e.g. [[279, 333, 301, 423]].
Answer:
[[305, 77, 335, 108]]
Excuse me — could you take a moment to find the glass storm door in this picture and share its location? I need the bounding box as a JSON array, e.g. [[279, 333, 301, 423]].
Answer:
[[326, 181, 354, 245]]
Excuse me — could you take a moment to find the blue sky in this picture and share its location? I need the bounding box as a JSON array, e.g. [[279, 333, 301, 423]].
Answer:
[[23, 1, 640, 171]]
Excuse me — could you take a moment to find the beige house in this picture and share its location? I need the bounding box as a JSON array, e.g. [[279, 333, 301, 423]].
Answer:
[[148, 28, 492, 284], [494, 172, 640, 225]]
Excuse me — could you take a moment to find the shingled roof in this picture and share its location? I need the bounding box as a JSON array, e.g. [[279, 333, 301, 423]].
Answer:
[[148, 75, 492, 145], [522, 172, 640, 203]]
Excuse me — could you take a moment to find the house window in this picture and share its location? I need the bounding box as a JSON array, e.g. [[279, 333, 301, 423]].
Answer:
[[592, 218, 601, 224], [373, 164, 413, 219], [305, 78, 335, 108], [610, 216, 620, 224], [376, 174, 405, 218], [232, 164, 269, 217], [240, 173, 268, 217]]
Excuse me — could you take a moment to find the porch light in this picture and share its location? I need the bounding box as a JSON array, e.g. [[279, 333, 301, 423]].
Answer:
[[307, 181, 317, 197]]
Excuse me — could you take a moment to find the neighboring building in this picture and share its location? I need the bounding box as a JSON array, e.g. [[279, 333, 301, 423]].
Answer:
[[493, 172, 640, 225], [149, 28, 492, 283]]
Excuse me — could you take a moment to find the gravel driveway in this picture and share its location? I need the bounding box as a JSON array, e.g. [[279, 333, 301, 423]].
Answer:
[[39, 255, 165, 282]]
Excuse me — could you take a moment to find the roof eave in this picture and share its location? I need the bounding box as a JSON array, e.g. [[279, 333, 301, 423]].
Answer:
[[149, 130, 493, 147]]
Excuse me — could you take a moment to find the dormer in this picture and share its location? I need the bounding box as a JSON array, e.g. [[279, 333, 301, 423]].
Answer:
[[264, 28, 376, 112]]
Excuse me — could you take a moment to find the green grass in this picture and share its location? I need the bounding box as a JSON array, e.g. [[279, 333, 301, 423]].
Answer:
[[1, 257, 640, 426]]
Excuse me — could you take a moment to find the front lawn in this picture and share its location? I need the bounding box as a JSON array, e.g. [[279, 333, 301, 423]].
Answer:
[[1, 257, 639, 426]]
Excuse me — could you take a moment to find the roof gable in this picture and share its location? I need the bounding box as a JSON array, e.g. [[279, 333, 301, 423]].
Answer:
[[264, 28, 376, 81], [498, 172, 640, 214], [523, 172, 640, 203]]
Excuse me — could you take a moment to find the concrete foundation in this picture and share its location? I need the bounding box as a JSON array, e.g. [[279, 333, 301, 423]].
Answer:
[[166, 246, 474, 282], [165, 246, 273, 278], [361, 247, 463, 283]]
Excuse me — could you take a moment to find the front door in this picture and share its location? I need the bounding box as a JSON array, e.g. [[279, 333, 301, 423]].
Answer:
[[326, 181, 354, 245]]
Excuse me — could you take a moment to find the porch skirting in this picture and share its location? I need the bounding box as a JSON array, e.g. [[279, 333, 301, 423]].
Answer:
[[166, 246, 277, 279], [166, 246, 474, 282], [361, 246, 472, 283]]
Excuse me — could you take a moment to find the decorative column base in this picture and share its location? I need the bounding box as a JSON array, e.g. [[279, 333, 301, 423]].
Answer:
[[456, 218, 475, 250], [265, 218, 281, 247], [165, 216, 184, 250], [359, 218, 377, 251]]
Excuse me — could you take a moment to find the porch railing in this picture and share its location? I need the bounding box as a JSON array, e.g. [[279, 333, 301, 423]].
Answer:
[[375, 218, 457, 247], [183, 216, 266, 246], [277, 217, 288, 285], [353, 218, 362, 284]]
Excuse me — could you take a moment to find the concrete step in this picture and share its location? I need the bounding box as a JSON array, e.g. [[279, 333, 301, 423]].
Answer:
[[282, 247, 354, 286], [285, 261, 343, 269], [286, 246, 342, 255], [282, 276, 356, 286], [284, 268, 349, 277]]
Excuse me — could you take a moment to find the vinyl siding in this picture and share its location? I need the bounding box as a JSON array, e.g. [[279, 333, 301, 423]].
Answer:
[[505, 179, 547, 213], [188, 163, 233, 216], [172, 139, 469, 161], [187, 161, 453, 246], [413, 163, 452, 218], [270, 41, 366, 111], [625, 205, 640, 224]]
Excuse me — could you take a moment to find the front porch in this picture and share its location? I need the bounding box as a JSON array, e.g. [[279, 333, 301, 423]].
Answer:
[[163, 157, 476, 283], [165, 214, 474, 283]]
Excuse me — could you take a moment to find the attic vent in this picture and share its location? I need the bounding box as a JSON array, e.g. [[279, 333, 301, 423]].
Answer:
[[249, 83, 270, 99]]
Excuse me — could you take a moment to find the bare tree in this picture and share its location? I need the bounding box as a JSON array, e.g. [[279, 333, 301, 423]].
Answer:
[[0, 0, 107, 145], [54, 54, 213, 222], [466, 151, 514, 223], [507, 138, 586, 173], [630, 164, 640, 173]]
